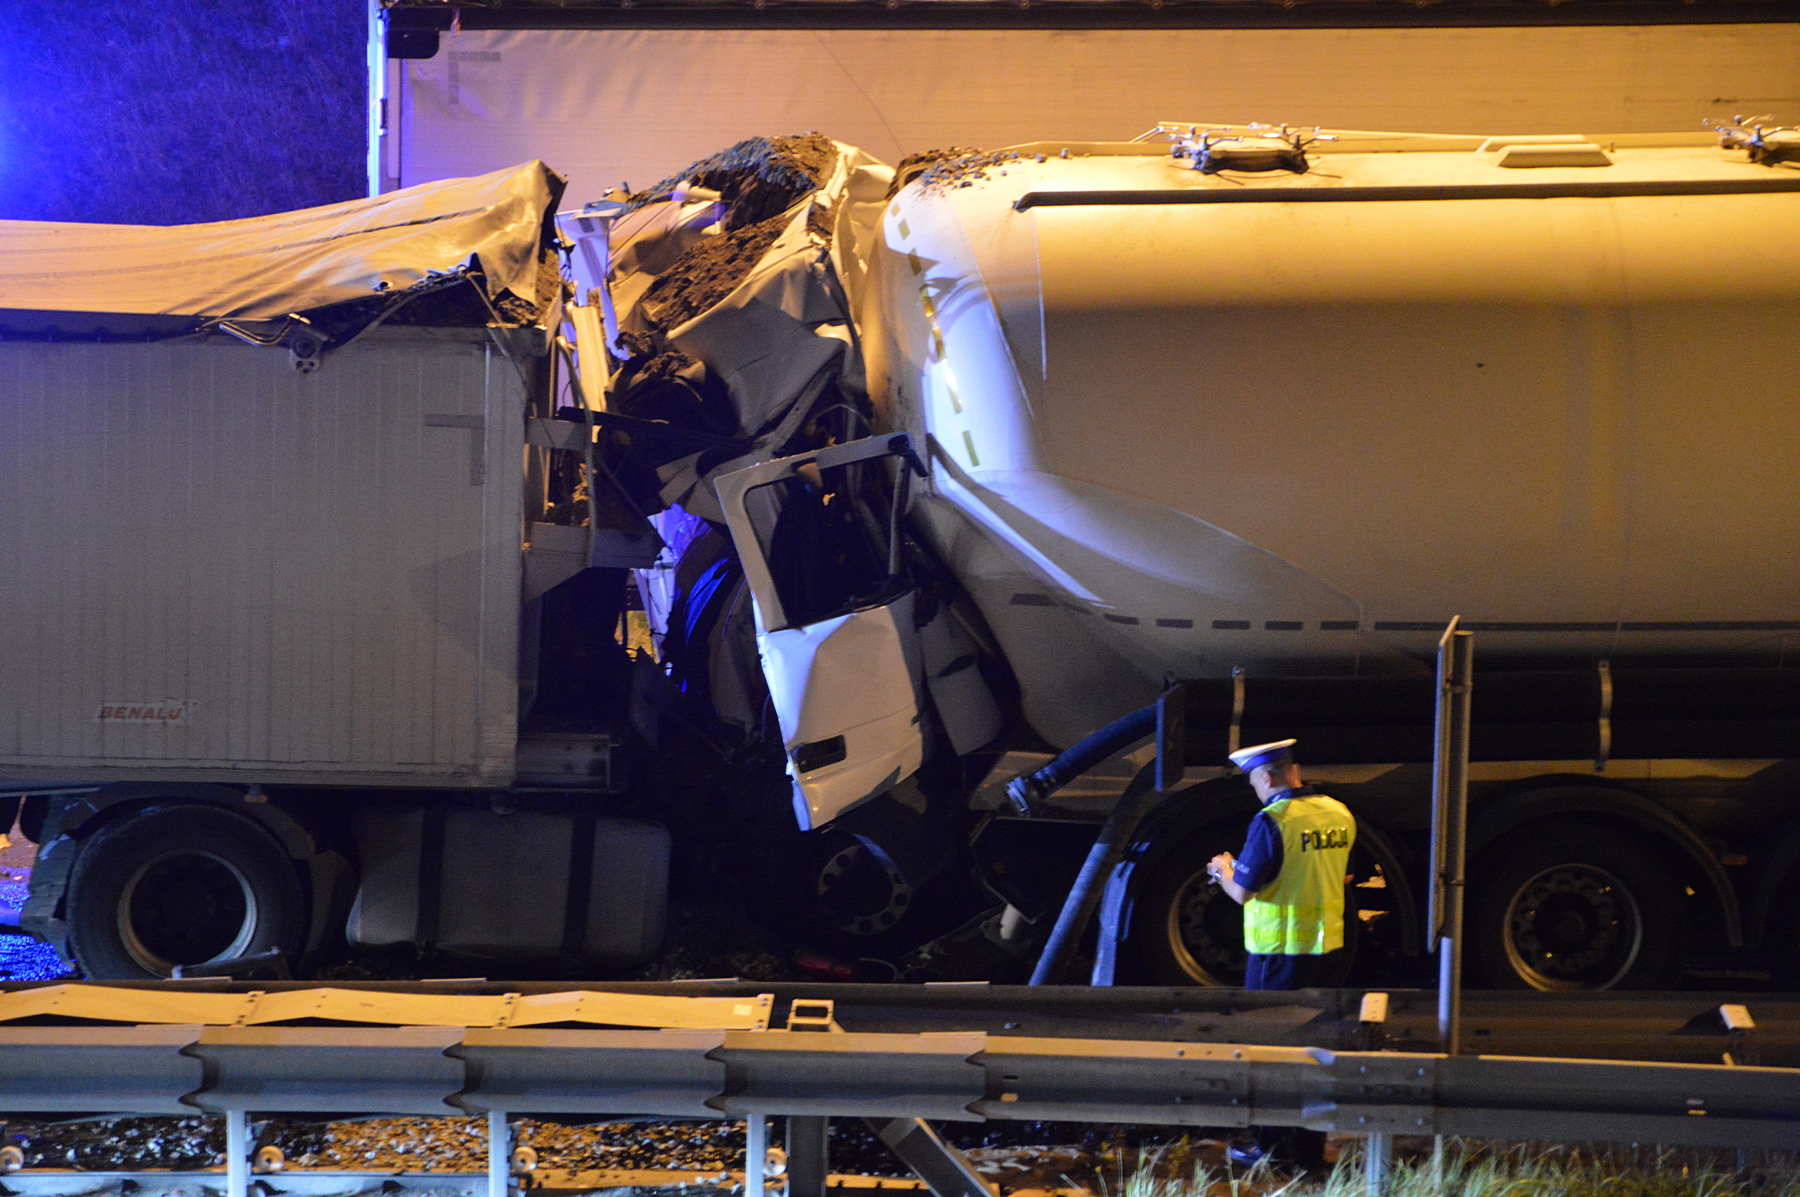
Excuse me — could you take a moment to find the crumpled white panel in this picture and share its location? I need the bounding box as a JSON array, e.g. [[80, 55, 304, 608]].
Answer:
[[0, 161, 562, 320], [759, 592, 923, 830]]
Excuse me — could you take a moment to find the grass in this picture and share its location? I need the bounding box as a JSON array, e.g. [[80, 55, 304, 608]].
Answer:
[[1091, 1142, 1304, 1197], [1093, 1140, 1800, 1197], [1319, 1141, 1800, 1197]]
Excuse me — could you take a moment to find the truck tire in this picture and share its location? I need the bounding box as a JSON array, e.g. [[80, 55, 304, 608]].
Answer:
[[66, 804, 304, 980], [1472, 825, 1688, 991], [1126, 821, 1249, 986], [747, 827, 983, 962]]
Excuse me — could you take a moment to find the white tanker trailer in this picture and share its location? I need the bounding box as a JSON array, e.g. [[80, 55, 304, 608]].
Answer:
[[6, 124, 1799, 990], [593, 123, 1800, 990], [865, 126, 1800, 746]]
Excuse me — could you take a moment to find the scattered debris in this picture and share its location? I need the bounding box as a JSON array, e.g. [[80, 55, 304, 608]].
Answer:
[[2, 1117, 223, 1171], [911, 150, 1034, 193], [613, 134, 842, 336], [887, 147, 985, 197]]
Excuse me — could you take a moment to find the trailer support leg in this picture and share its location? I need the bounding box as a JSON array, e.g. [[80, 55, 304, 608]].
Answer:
[[225, 1109, 248, 1197], [487, 1110, 510, 1197], [1364, 1132, 1391, 1196], [787, 1116, 829, 1197], [867, 1118, 991, 1197], [746, 1115, 768, 1197]]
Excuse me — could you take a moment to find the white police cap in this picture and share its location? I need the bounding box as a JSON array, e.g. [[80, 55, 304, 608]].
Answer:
[[1228, 738, 1297, 772]]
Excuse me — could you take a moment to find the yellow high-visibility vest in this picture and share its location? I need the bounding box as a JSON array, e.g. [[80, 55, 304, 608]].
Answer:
[[1243, 793, 1356, 956]]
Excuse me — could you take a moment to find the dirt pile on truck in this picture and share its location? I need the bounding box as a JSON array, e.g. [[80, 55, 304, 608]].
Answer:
[[627, 133, 837, 227], [625, 134, 840, 331]]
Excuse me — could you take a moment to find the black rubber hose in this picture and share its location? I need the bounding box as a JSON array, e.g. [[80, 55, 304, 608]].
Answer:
[[1029, 761, 1161, 985], [1006, 703, 1157, 816]]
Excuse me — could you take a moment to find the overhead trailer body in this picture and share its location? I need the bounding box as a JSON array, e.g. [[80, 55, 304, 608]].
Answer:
[[379, 22, 1800, 202]]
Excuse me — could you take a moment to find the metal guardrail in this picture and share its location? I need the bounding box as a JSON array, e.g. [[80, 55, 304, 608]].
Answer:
[[0, 1013, 1792, 1149], [0, 979, 1793, 1197], [0, 986, 775, 1032]]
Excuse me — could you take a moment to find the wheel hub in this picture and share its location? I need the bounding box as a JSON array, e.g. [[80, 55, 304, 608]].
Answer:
[[118, 850, 258, 975], [1503, 862, 1641, 990], [816, 843, 912, 937]]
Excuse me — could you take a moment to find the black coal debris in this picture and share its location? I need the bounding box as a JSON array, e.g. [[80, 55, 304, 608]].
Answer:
[[625, 134, 838, 232], [887, 147, 984, 198]]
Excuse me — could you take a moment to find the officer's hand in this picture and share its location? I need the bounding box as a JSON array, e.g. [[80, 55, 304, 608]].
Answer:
[[1207, 851, 1234, 883]]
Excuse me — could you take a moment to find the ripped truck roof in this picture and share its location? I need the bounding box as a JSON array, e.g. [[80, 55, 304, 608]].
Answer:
[[0, 161, 565, 338]]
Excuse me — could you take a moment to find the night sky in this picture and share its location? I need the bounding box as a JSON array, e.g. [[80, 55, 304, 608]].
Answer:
[[0, 0, 367, 225]]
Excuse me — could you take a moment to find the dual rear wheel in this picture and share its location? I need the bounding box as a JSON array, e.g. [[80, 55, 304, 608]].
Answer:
[[1121, 818, 1689, 990], [1471, 826, 1687, 991]]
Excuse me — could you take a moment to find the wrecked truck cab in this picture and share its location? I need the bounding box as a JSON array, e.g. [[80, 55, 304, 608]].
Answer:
[[568, 137, 1004, 833]]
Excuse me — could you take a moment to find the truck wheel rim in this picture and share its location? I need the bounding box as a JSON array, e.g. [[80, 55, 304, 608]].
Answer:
[[1501, 862, 1642, 990], [117, 850, 259, 976], [816, 843, 912, 936], [1165, 869, 1244, 985]]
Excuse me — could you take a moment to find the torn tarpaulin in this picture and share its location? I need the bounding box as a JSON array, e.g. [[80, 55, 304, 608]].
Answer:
[[0, 162, 566, 351]]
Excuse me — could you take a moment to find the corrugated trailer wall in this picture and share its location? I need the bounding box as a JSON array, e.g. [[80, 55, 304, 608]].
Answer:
[[0, 328, 523, 786]]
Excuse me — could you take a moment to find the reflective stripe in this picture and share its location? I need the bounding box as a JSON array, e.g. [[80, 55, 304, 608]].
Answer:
[[1243, 794, 1356, 956]]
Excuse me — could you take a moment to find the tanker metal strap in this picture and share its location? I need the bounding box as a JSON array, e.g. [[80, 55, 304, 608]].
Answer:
[[1013, 175, 1800, 210]]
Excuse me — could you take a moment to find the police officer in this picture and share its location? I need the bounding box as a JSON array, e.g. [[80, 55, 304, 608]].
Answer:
[[1208, 738, 1356, 989], [1209, 738, 1355, 1169]]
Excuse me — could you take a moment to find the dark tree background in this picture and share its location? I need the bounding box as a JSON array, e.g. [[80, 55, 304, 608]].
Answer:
[[0, 0, 367, 225]]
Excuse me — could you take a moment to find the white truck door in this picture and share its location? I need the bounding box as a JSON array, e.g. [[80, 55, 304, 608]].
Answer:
[[717, 434, 933, 830]]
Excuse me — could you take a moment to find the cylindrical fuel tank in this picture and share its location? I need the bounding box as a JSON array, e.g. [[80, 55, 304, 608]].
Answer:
[[868, 133, 1800, 745]]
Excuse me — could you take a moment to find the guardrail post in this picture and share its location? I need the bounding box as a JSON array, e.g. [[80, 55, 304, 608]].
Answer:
[[487, 1110, 510, 1197], [1364, 1132, 1392, 1195], [224, 1109, 248, 1197], [788, 1116, 829, 1197], [746, 1115, 768, 1197]]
